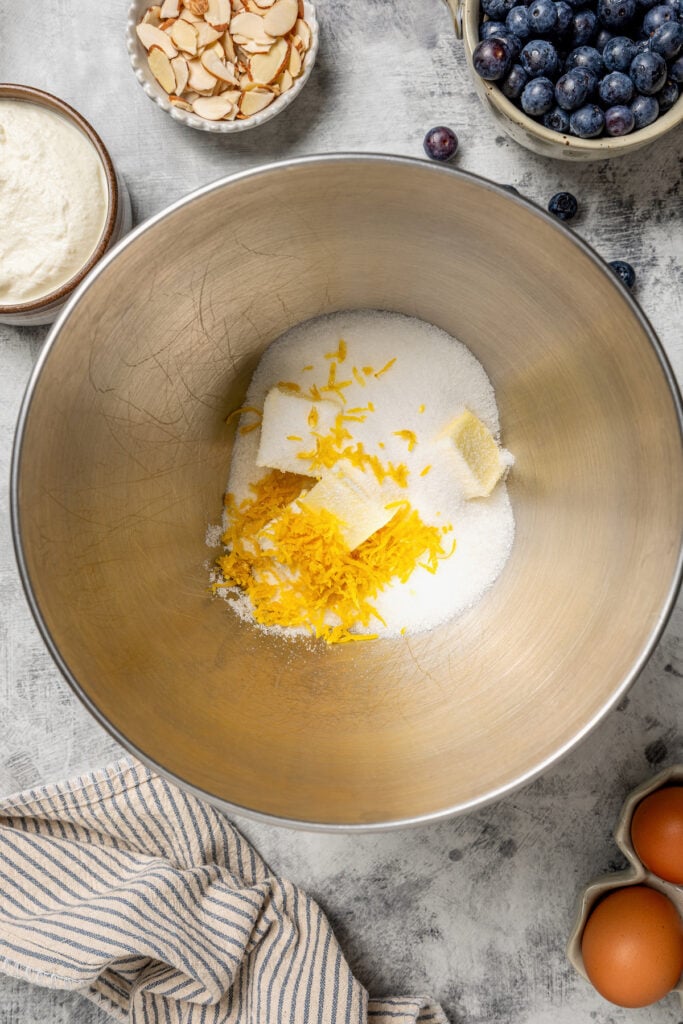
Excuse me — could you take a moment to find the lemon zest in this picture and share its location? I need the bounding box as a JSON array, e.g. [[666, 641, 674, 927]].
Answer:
[[374, 358, 396, 378], [420, 464, 432, 477], [352, 367, 366, 387], [393, 429, 418, 452]]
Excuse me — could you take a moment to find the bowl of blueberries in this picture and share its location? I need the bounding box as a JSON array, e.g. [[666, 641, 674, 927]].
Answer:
[[459, 0, 683, 156]]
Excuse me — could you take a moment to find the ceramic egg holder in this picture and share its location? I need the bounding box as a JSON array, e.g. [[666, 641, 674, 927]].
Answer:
[[567, 764, 683, 1006]]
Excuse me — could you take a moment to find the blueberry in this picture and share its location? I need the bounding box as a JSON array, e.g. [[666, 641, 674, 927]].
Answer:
[[482, 0, 517, 20], [598, 0, 637, 27], [548, 191, 579, 218], [556, 68, 592, 106], [571, 65, 599, 89], [556, 0, 575, 30], [603, 34, 637, 68], [630, 92, 660, 124], [670, 54, 683, 81], [506, 5, 531, 36], [609, 259, 636, 288], [502, 62, 530, 96], [634, 38, 651, 51], [595, 27, 614, 47], [650, 21, 683, 56], [423, 126, 459, 161], [566, 44, 605, 74], [521, 75, 557, 112], [571, 9, 598, 43], [527, 0, 560, 31], [604, 102, 637, 130], [636, 0, 660, 10], [570, 101, 607, 133], [599, 69, 634, 101], [630, 49, 667, 91], [544, 104, 573, 128], [499, 30, 524, 57], [642, 3, 677, 33], [521, 38, 561, 75], [473, 37, 514, 79], [481, 19, 509, 37], [657, 76, 680, 108]]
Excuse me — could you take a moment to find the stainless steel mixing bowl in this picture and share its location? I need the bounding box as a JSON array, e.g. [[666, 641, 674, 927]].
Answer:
[[12, 155, 683, 830]]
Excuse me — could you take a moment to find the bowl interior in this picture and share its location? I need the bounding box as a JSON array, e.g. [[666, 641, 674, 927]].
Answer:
[[13, 157, 683, 827]]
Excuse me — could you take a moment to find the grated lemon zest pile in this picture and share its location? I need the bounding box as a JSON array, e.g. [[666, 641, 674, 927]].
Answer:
[[214, 469, 453, 644]]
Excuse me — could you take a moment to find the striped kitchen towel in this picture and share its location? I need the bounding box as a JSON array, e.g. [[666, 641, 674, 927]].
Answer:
[[0, 758, 447, 1024]]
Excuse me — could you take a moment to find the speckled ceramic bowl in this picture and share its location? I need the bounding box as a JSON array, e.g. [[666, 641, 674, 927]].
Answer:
[[441, 0, 683, 160], [0, 85, 132, 327], [126, 0, 319, 133], [567, 765, 683, 1005]]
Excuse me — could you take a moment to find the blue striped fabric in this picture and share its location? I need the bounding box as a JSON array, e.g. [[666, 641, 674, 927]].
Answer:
[[0, 759, 447, 1024]]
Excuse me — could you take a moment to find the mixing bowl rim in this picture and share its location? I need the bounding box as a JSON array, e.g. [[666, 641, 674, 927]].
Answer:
[[10, 153, 683, 831]]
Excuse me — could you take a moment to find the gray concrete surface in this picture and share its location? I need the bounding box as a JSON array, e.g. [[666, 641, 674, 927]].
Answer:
[[1, 1, 682, 1021]]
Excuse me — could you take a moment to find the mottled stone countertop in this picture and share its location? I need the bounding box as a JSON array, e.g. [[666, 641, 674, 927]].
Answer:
[[1, 2, 682, 1022]]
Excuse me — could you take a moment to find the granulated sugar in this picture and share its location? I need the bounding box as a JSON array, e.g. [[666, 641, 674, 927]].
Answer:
[[220, 309, 515, 639]]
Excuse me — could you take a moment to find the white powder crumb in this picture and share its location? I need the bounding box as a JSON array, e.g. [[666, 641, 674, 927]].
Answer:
[[205, 523, 223, 547]]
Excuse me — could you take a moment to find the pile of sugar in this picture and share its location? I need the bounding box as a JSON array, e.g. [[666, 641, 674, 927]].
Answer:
[[220, 309, 515, 639]]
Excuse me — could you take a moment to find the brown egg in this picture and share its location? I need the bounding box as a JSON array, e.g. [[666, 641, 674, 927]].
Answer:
[[581, 886, 683, 1008], [631, 786, 683, 884]]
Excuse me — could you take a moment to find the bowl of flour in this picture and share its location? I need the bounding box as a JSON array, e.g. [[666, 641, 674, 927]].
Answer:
[[0, 85, 132, 326], [12, 155, 683, 828]]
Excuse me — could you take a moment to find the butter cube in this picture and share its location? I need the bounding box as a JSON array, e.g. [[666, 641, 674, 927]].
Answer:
[[444, 408, 506, 499], [256, 388, 339, 476], [297, 466, 396, 550]]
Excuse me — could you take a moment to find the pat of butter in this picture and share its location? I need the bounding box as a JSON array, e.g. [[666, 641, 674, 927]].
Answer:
[[443, 408, 507, 499], [256, 388, 339, 476], [297, 465, 397, 550]]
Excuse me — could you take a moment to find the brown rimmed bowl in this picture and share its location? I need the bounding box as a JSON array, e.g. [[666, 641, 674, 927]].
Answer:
[[0, 85, 132, 327]]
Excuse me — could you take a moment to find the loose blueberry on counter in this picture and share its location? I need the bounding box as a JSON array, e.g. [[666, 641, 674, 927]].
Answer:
[[556, 67, 593, 106], [603, 34, 637, 69], [521, 38, 561, 74], [507, 5, 532, 36], [481, 20, 510, 38], [598, 0, 636, 28], [556, 1, 575, 31], [544, 103, 573, 127], [604, 102, 637, 130], [528, 0, 560, 32], [630, 49, 668, 91], [423, 126, 459, 162], [609, 259, 636, 288], [670, 54, 683, 81], [566, 44, 605, 74], [473, 36, 515, 78], [642, 3, 677, 34], [521, 75, 557, 111], [657, 76, 680, 107], [571, 9, 598, 44], [595, 26, 614, 47], [630, 91, 660, 123], [650, 22, 683, 58], [548, 191, 579, 218], [599, 69, 635, 101], [502, 62, 530, 96], [570, 101, 607, 132]]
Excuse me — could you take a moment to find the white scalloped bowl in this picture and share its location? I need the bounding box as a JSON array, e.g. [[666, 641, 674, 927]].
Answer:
[[126, 0, 318, 133]]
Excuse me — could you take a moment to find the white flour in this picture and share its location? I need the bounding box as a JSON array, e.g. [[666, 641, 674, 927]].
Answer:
[[220, 310, 515, 639]]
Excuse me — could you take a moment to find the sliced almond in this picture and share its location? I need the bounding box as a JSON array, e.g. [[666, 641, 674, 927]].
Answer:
[[277, 67, 293, 92], [297, 0, 303, 16], [248, 37, 289, 83], [171, 54, 190, 93], [231, 0, 245, 9], [288, 42, 301, 77], [169, 94, 193, 110], [201, 47, 239, 82], [254, 0, 276, 5], [143, 5, 162, 24], [170, 17, 199, 53], [209, 38, 226, 58], [263, 0, 297, 36], [187, 0, 209, 13], [238, 87, 275, 116], [222, 30, 237, 60], [192, 94, 235, 119], [294, 17, 310, 48], [148, 47, 177, 92], [160, 0, 181, 16], [239, 39, 273, 52], [205, 0, 231, 26], [179, 6, 203, 19], [187, 57, 219, 91], [160, 18, 178, 31], [230, 10, 275, 41], [137, 22, 178, 57], [195, 20, 223, 47]]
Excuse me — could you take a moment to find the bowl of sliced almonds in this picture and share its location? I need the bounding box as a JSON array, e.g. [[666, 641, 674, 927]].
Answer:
[[127, 0, 318, 130]]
